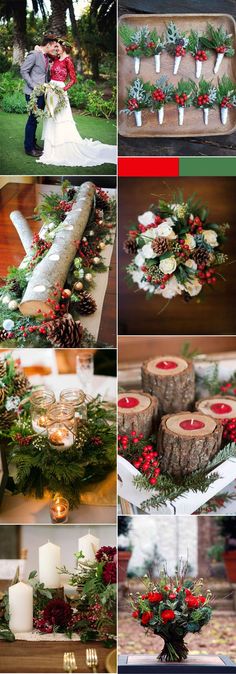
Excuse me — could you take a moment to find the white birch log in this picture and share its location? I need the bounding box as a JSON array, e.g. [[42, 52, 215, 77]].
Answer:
[[220, 107, 228, 125], [158, 106, 164, 125], [214, 52, 224, 74], [134, 110, 142, 127], [203, 107, 209, 125], [134, 56, 140, 74], [154, 53, 161, 73], [173, 55, 181, 74], [195, 60, 202, 78], [10, 211, 33, 255], [178, 106, 185, 125], [19, 182, 96, 316]]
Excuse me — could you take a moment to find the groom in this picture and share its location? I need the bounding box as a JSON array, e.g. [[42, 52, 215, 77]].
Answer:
[[20, 34, 58, 157]]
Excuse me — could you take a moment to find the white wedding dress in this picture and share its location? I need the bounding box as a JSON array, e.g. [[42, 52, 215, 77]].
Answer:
[[37, 79, 116, 167]]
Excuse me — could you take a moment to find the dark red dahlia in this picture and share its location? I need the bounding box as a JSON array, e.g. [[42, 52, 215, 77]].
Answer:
[[102, 561, 116, 585], [96, 546, 117, 562], [42, 599, 73, 628]]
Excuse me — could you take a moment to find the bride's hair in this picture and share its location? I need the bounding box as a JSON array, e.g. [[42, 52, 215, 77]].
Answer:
[[58, 39, 72, 55]]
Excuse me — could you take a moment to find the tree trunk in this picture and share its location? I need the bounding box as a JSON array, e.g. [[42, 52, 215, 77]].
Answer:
[[118, 390, 158, 438], [158, 412, 222, 477], [49, 0, 68, 36], [12, 0, 27, 64], [91, 53, 100, 80], [141, 357, 195, 415], [19, 182, 96, 316], [67, 0, 80, 49]]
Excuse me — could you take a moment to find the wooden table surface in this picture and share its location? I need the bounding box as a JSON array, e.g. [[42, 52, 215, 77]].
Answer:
[[0, 182, 116, 346], [118, 0, 236, 157], [0, 640, 113, 673], [118, 175, 236, 335]]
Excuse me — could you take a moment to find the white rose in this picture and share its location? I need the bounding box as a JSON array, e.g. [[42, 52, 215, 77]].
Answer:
[[185, 279, 202, 297], [202, 230, 218, 248], [134, 252, 145, 267], [142, 243, 156, 259], [159, 256, 177, 274], [155, 275, 183, 298], [143, 226, 159, 240], [139, 280, 155, 292], [184, 233, 196, 250], [132, 270, 144, 284], [184, 259, 197, 271], [138, 211, 155, 226], [156, 223, 173, 238], [162, 216, 176, 228]]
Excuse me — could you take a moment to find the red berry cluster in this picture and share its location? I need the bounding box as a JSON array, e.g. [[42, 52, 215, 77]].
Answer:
[[220, 96, 232, 109], [126, 43, 138, 52], [216, 45, 226, 53], [18, 283, 69, 338], [96, 187, 109, 204], [128, 97, 139, 111], [197, 94, 210, 107], [147, 41, 156, 49], [189, 215, 203, 233], [220, 382, 236, 394], [14, 433, 33, 446], [138, 214, 162, 233], [222, 418, 236, 443], [118, 431, 160, 486], [175, 45, 186, 57], [29, 235, 52, 269], [195, 49, 207, 61], [197, 267, 217, 285], [152, 88, 165, 103], [175, 93, 188, 106], [56, 200, 73, 212]]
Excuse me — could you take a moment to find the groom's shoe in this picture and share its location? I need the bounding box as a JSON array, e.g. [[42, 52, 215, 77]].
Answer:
[[34, 143, 43, 151], [25, 148, 42, 157]]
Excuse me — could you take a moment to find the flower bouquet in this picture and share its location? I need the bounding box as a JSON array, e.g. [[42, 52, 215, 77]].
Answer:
[[201, 23, 235, 74], [149, 77, 174, 125], [122, 78, 150, 127], [216, 75, 236, 125], [188, 30, 208, 78], [119, 24, 165, 75], [124, 192, 229, 301], [192, 79, 217, 125], [130, 568, 212, 662], [165, 22, 189, 75], [173, 79, 195, 125]]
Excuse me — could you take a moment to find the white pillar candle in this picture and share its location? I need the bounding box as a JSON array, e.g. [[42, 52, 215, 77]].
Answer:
[[9, 582, 33, 633], [78, 532, 100, 562], [39, 540, 61, 588], [10, 211, 33, 255]]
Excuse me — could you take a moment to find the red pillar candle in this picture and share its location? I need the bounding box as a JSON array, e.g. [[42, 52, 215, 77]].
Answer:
[[118, 390, 158, 439], [142, 356, 195, 414], [196, 396, 236, 420], [158, 412, 222, 478]]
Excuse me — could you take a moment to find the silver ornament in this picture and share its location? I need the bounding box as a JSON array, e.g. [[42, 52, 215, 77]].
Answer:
[[3, 319, 14, 331]]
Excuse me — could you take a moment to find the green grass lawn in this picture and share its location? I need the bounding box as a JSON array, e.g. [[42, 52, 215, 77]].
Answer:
[[0, 111, 116, 175]]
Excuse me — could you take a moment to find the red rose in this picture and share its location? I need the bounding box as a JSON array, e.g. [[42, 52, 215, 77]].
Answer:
[[148, 592, 163, 603], [198, 596, 206, 604], [164, 585, 170, 591], [161, 609, 175, 624], [169, 593, 177, 600], [185, 588, 192, 596], [141, 594, 148, 600], [132, 611, 139, 619], [186, 595, 199, 609], [141, 611, 153, 625]]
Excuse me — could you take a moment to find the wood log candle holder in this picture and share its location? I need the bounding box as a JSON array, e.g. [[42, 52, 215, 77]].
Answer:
[[158, 411, 223, 478], [118, 390, 158, 438], [196, 396, 236, 420], [19, 182, 96, 316], [141, 356, 195, 415]]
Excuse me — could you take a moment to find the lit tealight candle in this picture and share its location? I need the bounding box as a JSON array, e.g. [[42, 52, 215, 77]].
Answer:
[[50, 497, 69, 524], [180, 418, 205, 431], [118, 396, 139, 409], [32, 414, 48, 435], [156, 360, 178, 370], [48, 427, 74, 448]]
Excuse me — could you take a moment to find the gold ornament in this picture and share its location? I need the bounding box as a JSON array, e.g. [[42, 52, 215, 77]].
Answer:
[[63, 289, 72, 298], [99, 242, 106, 250], [73, 281, 83, 292], [8, 300, 18, 310], [93, 257, 100, 265], [85, 273, 92, 282]]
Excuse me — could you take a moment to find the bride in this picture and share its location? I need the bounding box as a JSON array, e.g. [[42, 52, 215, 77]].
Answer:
[[37, 39, 116, 166]]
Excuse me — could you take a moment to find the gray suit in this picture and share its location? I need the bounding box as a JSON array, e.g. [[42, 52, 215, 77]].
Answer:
[[20, 50, 48, 95]]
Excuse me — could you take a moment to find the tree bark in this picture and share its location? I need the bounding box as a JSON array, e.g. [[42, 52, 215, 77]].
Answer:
[[49, 0, 68, 36], [12, 0, 27, 64], [118, 390, 158, 438], [158, 412, 222, 477], [142, 358, 195, 415], [19, 182, 96, 316]]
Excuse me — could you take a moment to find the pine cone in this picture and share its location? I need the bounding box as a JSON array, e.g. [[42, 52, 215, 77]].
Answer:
[[0, 408, 17, 429], [77, 292, 97, 316], [14, 372, 31, 397], [0, 387, 5, 405], [123, 238, 137, 255], [9, 279, 21, 296], [46, 314, 83, 348], [192, 247, 210, 266], [67, 187, 76, 201], [152, 237, 169, 256], [0, 329, 10, 343]]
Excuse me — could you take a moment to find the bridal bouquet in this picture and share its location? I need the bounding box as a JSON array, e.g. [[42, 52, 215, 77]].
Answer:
[[28, 82, 67, 120], [131, 569, 212, 661], [124, 192, 229, 301]]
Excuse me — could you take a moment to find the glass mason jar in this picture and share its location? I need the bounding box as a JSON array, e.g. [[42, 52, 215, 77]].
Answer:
[[47, 403, 75, 450], [30, 389, 56, 435], [59, 389, 87, 422]]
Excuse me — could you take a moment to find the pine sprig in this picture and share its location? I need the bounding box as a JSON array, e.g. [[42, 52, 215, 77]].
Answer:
[[216, 75, 236, 104], [201, 23, 234, 55], [165, 21, 189, 54]]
